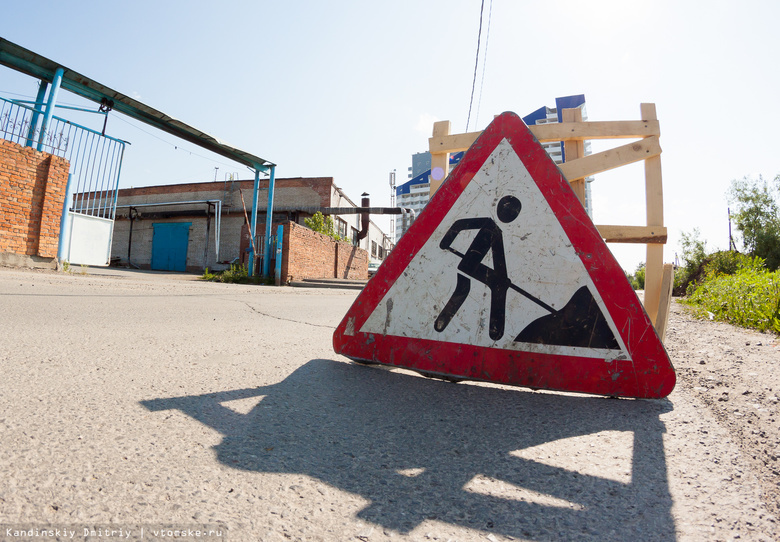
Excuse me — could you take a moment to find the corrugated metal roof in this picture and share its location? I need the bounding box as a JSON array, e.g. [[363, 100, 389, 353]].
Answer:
[[0, 38, 274, 171]]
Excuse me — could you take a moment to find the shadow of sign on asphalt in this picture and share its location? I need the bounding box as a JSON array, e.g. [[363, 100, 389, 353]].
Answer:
[[141, 359, 675, 540]]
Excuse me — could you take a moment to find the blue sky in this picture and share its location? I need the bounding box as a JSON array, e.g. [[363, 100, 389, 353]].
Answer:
[[2, 0, 779, 272]]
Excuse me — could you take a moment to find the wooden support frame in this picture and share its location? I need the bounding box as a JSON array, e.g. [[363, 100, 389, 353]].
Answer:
[[429, 103, 670, 335], [655, 263, 675, 342], [563, 108, 586, 204]]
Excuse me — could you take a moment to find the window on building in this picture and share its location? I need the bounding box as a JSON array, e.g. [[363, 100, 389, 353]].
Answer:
[[351, 227, 359, 246], [336, 217, 348, 239], [371, 241, 378, 258], [378, 245, 385, 260]]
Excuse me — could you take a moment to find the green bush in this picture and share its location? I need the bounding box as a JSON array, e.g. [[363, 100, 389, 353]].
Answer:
[[681, 250, 763, 296], [627, 263, 645, 290], [200, 263, 268, 284], [220, 263, 249, 282], [681, 265, 780, 334], [702, 251, 763, 278]]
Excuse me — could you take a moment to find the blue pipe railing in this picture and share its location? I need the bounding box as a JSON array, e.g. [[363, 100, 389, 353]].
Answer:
[[26, 81, 48, 147], [0, 95, 127, 220], [37, 67, 63, 152]]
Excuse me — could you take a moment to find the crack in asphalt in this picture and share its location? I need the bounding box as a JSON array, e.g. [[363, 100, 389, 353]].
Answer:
[[242, 301, 338, 330]]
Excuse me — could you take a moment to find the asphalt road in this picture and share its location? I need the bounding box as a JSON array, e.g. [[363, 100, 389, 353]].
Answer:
[[0, 267, 776, 541]]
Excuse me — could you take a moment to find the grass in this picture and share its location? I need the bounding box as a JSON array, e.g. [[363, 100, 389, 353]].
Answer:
[[680, 266, 780, 334], [200, 264, 273, 285]]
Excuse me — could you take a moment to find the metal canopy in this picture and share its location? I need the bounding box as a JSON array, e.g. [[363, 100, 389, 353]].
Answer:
[[0, 38, 274, 171]]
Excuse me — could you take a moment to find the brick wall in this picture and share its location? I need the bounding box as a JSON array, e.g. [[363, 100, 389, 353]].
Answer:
[[0, 139, 70, 260], [281, 221, 367, 282], [336, 241, 368, 279]]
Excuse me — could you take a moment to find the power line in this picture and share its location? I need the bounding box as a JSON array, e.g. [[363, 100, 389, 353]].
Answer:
[[474, 0, 493, 129], [0, 89, 36, 99], [1, 87, 252, 174], [1, 88, 98, 109], [466, 0, 486, 132], [111, 113, 254, 172]]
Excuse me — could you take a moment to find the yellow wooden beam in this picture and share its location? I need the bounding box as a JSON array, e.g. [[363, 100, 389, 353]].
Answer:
[[429, 121, 452, 195], [641, 104, 665, 325], [531, 120, 660, 142], [654, 263, 675, 342], [596, 225, 667, 244], [428, 120, 661, 155], [562, 108, 586, 206], [429, 131, 481, 154], [558, 136, 661, 181]]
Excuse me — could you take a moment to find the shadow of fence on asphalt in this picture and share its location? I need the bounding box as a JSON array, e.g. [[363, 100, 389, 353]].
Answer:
[[141, 359, 675, 540]]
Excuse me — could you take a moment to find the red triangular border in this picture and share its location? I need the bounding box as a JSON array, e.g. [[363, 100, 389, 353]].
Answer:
[[334, 112, 675, 399]]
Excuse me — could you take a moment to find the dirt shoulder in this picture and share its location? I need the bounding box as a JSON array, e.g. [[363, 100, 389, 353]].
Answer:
[[665, 299, 780, 517]]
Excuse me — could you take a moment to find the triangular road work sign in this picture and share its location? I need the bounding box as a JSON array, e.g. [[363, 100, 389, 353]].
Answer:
[[334, 112, 676, 399]]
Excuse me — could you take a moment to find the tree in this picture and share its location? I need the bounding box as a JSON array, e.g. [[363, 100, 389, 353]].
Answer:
[[679, 228, 708, 270], [304, 211, 344, 242], [673, 228, 709, 295], [728, 175, 780, 270]]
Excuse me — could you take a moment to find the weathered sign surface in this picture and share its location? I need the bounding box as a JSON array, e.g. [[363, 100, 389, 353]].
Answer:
[[333, 112, 676, 398]]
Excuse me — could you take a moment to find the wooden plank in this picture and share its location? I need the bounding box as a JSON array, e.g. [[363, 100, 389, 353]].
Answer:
[[429, 121, 452, 196], [428, 120, 661, 154], [641, 104, 664, 325], [558, 136, 661, 182], [654, 263, 675, 342], [596, 225, 667, 244], [562, 108, 586, 206], [530, 120, 660, 142], [429, 131, 480, 154], [645, 245, 664, 324]]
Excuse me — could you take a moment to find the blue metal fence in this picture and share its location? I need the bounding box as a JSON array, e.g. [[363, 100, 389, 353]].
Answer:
[[0, 96, 126, 219]]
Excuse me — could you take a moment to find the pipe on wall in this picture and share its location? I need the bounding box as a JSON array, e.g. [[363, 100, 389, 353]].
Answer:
[[357, 193, 370, 240]]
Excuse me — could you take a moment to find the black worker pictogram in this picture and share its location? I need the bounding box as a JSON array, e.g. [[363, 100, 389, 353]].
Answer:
[[434, 194, 619, 349], [434, 195, 533, 340]]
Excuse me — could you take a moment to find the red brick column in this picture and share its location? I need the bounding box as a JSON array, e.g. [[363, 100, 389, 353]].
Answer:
[[0, 139, 70, 259]]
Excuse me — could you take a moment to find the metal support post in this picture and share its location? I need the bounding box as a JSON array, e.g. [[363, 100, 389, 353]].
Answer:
[[37, 67, 64, 152], [274, 224, 284, 286], [262, 165, 276, 278], [248, 169, 260, 276], [57, 173, 74, 262], [203, 203, 213, 272], [128, 209, 135, 265], [26, 81, 48, 147]]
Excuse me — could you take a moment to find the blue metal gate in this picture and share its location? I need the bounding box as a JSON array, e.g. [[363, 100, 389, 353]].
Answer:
[[151, 223, 191, 272], [1, 96, 126, 265]]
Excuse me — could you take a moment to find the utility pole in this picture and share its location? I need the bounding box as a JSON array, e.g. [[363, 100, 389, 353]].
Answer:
[[389, 169, 396, 243], [728, 207, 736, 251]]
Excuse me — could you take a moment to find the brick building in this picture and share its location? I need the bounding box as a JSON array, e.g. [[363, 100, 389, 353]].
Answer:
[[110, 177, 393, 276]]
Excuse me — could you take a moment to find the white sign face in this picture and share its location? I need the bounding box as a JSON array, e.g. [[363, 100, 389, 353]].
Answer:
[[360, 139, 629, 361]]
